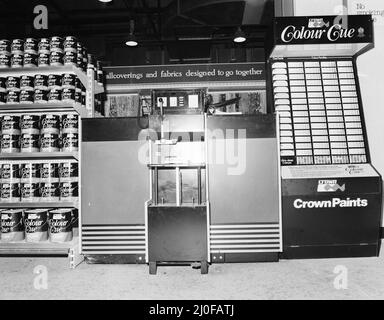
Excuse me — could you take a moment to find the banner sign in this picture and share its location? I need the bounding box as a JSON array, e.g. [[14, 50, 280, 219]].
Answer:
[[105, 62, 265, 86], [274, 15, 373, 45]]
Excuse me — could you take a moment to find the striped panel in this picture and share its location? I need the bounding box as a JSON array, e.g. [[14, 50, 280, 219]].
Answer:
[[210, 223, 281, 253], [82, 225, 145, 255]]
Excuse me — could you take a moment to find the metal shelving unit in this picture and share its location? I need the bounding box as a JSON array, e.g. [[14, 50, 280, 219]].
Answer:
[[0, 64, 104, 268], [0, 202, 78, 209]]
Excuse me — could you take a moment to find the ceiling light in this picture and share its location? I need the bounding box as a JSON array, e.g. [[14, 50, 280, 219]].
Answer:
[[126, 34, 138, 47], [126, 20, 138, 47], [98, 0, 112, 3], [233, 27, 246, 43]]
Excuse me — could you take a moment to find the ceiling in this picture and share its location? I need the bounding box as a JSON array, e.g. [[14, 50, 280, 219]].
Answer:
[[0, 0, 275, 65]]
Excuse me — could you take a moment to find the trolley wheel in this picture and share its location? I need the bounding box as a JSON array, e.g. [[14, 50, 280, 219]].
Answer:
[[149, 262, 157, 275], [200, 260, 209, 274]]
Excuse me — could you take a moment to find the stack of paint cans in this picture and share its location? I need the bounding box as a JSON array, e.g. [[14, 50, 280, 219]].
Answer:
[[20, 114, 40, 153], [0, 163, 20, 202], [58, 161, 78, 202], [0, 40, 11, 68], [0, 74, 83, 106], [20, 162, 40, 202], [0, 37, 105, 70], [61, 114, 79, 152], [24, 38, 38, 67], [39, 162, 60, 202], [38, 38, 50, 67], [34, 74, 49, 103], [11, 39, 24, 68], [0, 113, 79, 154], [1, 115, 20, 153], [0, 161, 78, 203], [40, 114, 60, 152]]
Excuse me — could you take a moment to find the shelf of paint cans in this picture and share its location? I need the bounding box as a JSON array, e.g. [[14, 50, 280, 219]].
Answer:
[[0, 65, 88, 89], [0, 152, 78, 161], [0, 65, 104, 95], [0, 237, 79, 255], [0, 102, 89, 118], [0, 207, 78, 250], [0, 201, 78, 208]]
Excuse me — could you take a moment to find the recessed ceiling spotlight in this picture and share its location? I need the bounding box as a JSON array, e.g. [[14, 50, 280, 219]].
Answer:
[[98, 0, 113, 3], [233, 27, 246, 43]]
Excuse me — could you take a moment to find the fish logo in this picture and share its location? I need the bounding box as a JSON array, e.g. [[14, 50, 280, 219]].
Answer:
[[317, 180, 345, 192], [308, 18, 330, 28]]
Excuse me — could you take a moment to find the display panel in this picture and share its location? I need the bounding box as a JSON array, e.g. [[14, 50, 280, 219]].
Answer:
[[272, 58, 368, 166]]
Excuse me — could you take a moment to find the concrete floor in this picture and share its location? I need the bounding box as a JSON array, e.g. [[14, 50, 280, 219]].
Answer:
[[0, 250, 383, 300]]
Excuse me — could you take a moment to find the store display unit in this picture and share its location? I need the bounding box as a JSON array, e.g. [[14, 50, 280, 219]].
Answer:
[[269, 15, 382, 258], [81, 62, 281, 271], [0, 56, 104, 269]]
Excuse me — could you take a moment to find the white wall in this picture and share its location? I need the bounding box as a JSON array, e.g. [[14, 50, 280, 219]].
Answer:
[[293, 0, 344, 16], [348, 0, 384, 185], [291, 0, 384, 226]]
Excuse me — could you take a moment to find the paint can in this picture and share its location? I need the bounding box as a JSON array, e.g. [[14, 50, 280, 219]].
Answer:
[[40, 114, 60, 134], [0, 183, 19, 202], [6, 90, 20, 104], [20, 182, 40, 202], [1, 134, 20, 153], [37, 52, 50, 67], [59, 181, 78, 201], [20, 75, 34, 90], [34, 74, 48, 89], [62, 73, 76, 89], [0, 53, 10, 68], [20, 163, 40, 182], [11, 39, 24, 54], [61, 88, 75, 103], [59, 162, 78, 181], [23, 52, 38, 67], [61, 114, 78, 134], [64, 51, 77, 66], [38, 38, 50, 53], [64, 36, 77, 52], [20, 115, 40, 134], [0, 164, 20, 181], [39, 163, 59, 180], [1, 115, 20, 134], [40, 133, 60, 152], [48, 88, 62, 103], [48, 209, 73, 242], [50, 36, 64, 52], [24, 38, 38, 54], [61, 133, 78, 152], [11, 53, 24, 68], [48, 74, 62, 89], [19, 90, 34, 104], [24, 209, 49, 242], [39, 181, 60, 202], [20, 133, 40, 153], [6, 76, 20, 91], [0, 39, 11, 53], [49, 51, 63, 66], [34, 89, 49, 103], [0, 210, 24, 242]]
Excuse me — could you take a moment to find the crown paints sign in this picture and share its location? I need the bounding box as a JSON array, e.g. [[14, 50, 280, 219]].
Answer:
[[275, 15, 373, 45]]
